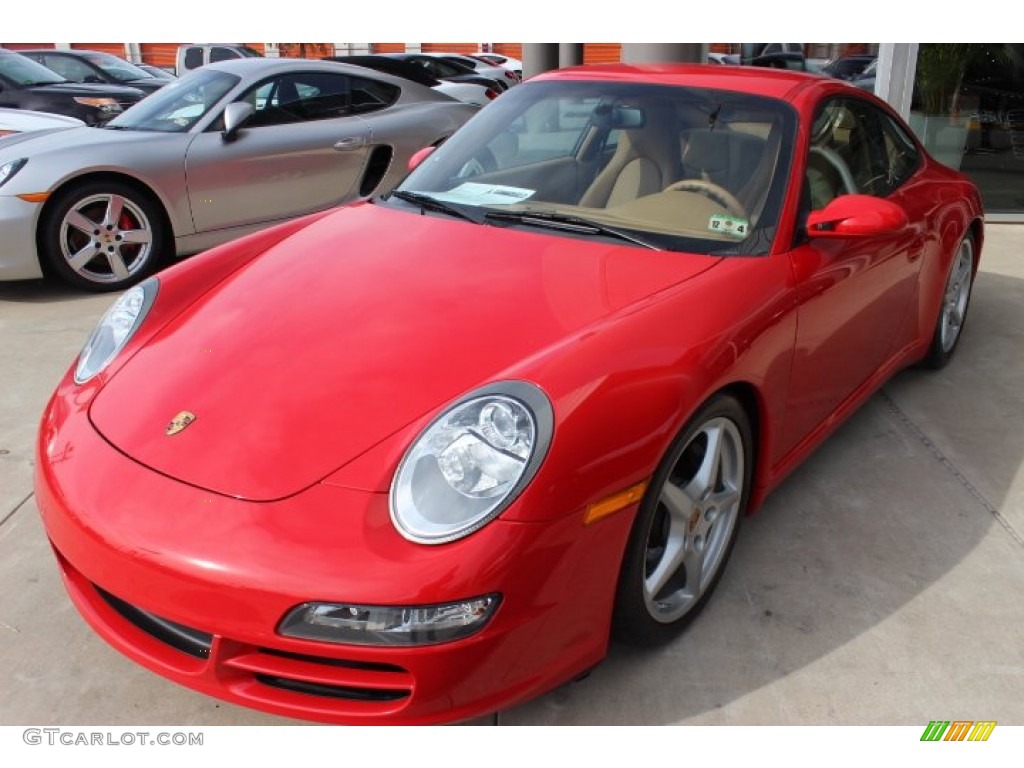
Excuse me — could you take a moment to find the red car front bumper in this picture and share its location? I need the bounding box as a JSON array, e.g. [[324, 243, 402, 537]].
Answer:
[[34, 380, 636, 724]]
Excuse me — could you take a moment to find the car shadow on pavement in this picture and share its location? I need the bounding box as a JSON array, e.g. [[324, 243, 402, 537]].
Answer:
[[500, 269, 1024, 725], [0, 278, 106, 304]]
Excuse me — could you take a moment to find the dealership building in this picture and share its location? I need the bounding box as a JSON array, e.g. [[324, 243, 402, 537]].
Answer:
[[3, 41, 1019, 221]]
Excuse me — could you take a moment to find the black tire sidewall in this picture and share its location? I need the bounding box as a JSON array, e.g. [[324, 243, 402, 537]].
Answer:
[[612, 393, 754, 647], [40, 180, 165, 292]]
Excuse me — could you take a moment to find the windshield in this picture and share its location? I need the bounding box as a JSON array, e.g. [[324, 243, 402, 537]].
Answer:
[[84, 53, 154, 82], [0, 52, 66, 86], [391, 80, 796, 255], [105, 69, 239, 132]]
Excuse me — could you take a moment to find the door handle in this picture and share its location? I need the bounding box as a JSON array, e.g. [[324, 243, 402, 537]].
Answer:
[[333, 136, 366, 151]]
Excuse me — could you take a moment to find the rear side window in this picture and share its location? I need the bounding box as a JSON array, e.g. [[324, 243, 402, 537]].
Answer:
[[350, 76, 400, 113]]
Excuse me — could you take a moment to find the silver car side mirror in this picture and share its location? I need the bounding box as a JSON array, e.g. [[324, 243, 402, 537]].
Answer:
[[222, 102, 255, 141]]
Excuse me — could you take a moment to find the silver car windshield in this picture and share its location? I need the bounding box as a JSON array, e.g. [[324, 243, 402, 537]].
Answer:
[[105, 69, 239, 132], [394, 80, 796, 256]]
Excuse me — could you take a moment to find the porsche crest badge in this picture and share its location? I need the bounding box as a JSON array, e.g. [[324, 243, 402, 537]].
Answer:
[[166, 411, 197, 436]]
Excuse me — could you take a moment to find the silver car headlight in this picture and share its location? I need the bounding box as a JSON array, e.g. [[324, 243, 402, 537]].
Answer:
[[390, 382, 553, 544], [74, 278, 158, 384]]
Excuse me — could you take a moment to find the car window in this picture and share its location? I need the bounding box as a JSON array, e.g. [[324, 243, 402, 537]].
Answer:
[[183, 47, 203, 70], [0, 51, 66, 86], [83, 53, 153, 83], [806, 97, 922, 210], [105, 69, 239, 132], [39, 55, 99, 83], [210, 47, 238, 63], [241, 72, 356, 127]]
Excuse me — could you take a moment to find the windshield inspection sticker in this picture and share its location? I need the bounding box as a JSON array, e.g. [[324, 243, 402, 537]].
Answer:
[[431, 183, 535, 206], [708, 214, 749, 238]]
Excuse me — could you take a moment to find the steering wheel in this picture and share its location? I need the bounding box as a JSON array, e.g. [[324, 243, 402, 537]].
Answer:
[[456, 147, 498, 179], [663, 179, 746, 218], [808, 146, 857, 195]]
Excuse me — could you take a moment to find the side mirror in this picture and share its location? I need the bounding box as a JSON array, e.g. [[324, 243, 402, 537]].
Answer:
[[222, 102, 255, 141], [807, 194, 909, 239], [84, 75, 104, 84], [407, 145, 437, 171]]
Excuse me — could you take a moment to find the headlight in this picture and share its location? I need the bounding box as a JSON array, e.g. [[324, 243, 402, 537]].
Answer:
[[390, 381, 553, 544], [73, 97, 122, 112], [74, 278, 158, 384], [0, 158, 27, 188], [278, 595, 501, 646]]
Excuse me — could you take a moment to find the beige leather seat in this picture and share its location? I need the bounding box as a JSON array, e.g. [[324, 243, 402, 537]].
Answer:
[[579, 103, 679, 208]]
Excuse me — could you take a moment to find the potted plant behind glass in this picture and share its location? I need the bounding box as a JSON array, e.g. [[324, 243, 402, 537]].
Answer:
[[910, 44, 1002, 170]]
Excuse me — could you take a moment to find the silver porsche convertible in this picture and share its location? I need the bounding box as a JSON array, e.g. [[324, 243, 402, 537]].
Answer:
[[0, 58, 478, 290]]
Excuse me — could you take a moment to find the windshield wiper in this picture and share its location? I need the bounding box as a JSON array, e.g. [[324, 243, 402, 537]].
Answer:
[[484, 210, 662, 251], [387, 190, 485, 224]]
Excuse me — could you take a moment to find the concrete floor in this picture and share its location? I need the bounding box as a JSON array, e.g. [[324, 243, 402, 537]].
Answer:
[[1, 226, 1022, 726]]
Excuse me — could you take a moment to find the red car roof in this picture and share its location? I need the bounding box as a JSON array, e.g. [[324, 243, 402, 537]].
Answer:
[[534, 63, 821, 100]]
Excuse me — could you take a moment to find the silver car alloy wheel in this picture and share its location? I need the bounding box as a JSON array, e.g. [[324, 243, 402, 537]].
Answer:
[[939, 236, 974, 354], [58, 193, 154, 284], [643, 416, 744, 624]]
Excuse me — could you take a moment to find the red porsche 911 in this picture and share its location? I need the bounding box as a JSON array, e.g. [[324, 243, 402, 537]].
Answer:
[[36, 64, 983, 724]]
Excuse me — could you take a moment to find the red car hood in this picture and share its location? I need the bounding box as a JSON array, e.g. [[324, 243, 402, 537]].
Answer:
[[90, 203, 719, 500]]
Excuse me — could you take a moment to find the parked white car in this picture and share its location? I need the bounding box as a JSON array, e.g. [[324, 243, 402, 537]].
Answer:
[[472, 52, 523, 77], [0, 108, 84, 139], [420, 52, 520, 89]]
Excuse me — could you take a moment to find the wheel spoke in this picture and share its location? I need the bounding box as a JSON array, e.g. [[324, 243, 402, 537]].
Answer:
[[707, 486, 740, 522], [661, 480, 695, 524], [103, 195, 125, 228], [66, 210, 99, 236], [106, 251, 130, 280], [120, 228, 152, 245], [67, 242, 100, 272], [681, 545, 706, 598], [683, 424, 723, 502], [645, 528, 687, 599]]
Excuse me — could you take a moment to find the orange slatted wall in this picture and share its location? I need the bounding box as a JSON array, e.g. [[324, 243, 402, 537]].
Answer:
[[70, 43, 126, 56], [139, 44, 181, 68], [583, 44, 622, 64], [1, 43, 55, 50], [492, 43, 523, 60], [371, 43, 406, 54], [422, 43, 478, 56]]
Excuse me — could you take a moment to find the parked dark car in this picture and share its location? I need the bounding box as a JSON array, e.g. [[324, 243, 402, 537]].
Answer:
[[19, 49, 170, 95], [377, 52, 509, 91], [136, 64, 176, 82], [822, 54, 877, 81], [0, 49, 144, 125], [331, 54, 502, 91]]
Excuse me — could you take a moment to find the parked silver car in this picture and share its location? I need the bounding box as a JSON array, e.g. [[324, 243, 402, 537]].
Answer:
[[0, 58, 478, 290]]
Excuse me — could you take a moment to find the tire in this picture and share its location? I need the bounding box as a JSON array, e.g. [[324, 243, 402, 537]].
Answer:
[[612, 394, 753, 647], [921, 232, 975, 369], [40, 180, 166, 292]]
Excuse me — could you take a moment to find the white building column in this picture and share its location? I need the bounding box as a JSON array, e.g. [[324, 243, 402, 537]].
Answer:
[[875, 43, 919, 121]]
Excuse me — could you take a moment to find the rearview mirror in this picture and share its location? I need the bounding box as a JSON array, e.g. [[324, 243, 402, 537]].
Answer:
[[222, 102, 255, 141], [806, 194, 909, 238], [611, 106, 645, 129], [408, 145, 437, 171]]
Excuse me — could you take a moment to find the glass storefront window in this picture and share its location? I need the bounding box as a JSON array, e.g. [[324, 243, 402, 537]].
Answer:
[[911, 44, 1024, 214]]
